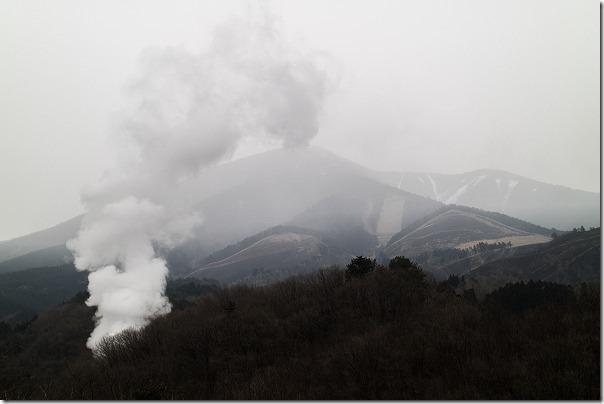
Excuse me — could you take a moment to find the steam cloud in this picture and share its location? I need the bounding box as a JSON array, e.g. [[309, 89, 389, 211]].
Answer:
[[67, 6, 335, 350]]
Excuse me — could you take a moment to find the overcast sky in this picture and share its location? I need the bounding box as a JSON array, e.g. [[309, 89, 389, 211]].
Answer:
[[0, 0, 599, 241]]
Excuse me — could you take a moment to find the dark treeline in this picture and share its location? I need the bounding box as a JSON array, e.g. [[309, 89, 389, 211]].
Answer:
[[0, 264, 88, 326], [0, 257, 599, 400], [469, 241, 512, 253], [415, 248, 470, 265]]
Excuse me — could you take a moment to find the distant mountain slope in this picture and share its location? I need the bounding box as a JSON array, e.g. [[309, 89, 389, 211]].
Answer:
[[187, 226, 338, 285], [182, 163, 445, 284], [196, 225, 333, 266], [434, 243, 544, 278], [166, 147, 442, 274], [0, 216, 81, 263], [0, 147, 442, 275], [187, 202, 554, 285], [287, 175, 442, 246], [188, 146, 434, 250], [1, 147, 595, 278], [466, 228, 601, 290], [382, 205, 552, 261], [0, 244, 72, 275], [373, 169, 599, 230], [388, 204, 553, 242]]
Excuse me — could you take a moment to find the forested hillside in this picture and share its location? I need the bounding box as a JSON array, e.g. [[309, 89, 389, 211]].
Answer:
[[0, 258, 598, 400], [468, 227, 601, 289], [0, 265, 87, 325]]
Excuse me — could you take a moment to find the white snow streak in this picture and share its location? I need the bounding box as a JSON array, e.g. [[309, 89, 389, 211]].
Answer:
[[502, 179, 518, 212], [426, 174, 439, 201], [396, 173, 405, 190]]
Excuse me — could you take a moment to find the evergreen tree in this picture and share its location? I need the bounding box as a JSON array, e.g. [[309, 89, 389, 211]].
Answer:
[[345, 256, 376, 280]]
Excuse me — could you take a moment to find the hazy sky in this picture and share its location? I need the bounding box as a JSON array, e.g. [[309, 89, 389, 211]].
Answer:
[[0, 0, 599, 241]]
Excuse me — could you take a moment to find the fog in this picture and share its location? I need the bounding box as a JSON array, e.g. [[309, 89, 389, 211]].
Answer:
[[0, 0, 599, 242]]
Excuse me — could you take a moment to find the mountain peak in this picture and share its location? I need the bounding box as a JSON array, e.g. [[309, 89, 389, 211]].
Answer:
[[371, 167, 599, 230]]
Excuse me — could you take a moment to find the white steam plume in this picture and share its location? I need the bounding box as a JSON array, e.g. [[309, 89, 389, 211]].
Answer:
[[67, 5, 336, 350]]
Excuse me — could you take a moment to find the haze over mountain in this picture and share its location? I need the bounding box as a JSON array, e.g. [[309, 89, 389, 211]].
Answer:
[[384, 205, 553, 256], [0, 216, 82, 264], [0, 3, 598, 397], [373, 169, 599, 231], [1, 1, 598, 245], [0, 146, 599, 331], [0, 146, 598, 279], [164, 146, 443, 275], [187, 200, 561, 285]]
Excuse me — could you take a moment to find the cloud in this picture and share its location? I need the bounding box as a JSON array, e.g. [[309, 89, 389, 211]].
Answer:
[[67, 4, 337, 349]]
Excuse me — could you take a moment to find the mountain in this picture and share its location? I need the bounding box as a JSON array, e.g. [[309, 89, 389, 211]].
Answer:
[[372, 169, 599, 231], [163, 147, 443, 275], [1, 147, 442, 275], [0, 216, 81, 264], [380, 205, 554, 279], [465, 227, 601, 290], [187, 202, 562, 285], [286, 175, 442, 246], [383, 205, 552, 256], [187, 226, 333, 285], [0, 147, 597, 278], [188, 147, 438, 245], [0, 244, 72, 275], [186, 202, 407, 284]]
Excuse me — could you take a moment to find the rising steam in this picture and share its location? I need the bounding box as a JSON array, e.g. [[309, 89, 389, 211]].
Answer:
[[67, 6, 335, 350]]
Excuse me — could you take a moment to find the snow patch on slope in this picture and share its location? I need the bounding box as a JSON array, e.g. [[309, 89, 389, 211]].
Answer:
[[472, 175, 487, 187], [444, 184, 469, 204], [396, 173, 405, 190], [444, 175, 487, 204], [375, 195, 406, 246]]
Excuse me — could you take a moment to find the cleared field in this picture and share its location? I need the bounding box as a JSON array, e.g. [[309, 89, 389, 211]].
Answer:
[[187, 232, 326, 283], [456, 234, 552, 250]]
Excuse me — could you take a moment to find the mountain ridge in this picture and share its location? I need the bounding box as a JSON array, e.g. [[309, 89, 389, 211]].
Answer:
[[371, 166, 599, 230], [0, 146, 598, 276]]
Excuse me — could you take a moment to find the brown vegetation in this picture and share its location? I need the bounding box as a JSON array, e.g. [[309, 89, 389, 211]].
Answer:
[[0, 259, 599, 400]]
